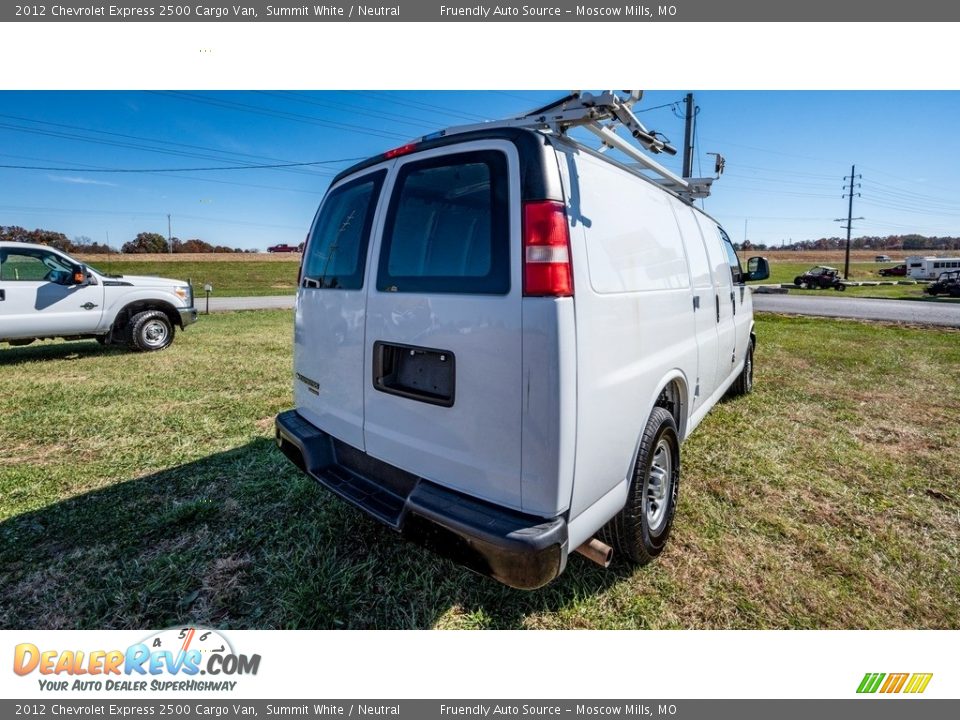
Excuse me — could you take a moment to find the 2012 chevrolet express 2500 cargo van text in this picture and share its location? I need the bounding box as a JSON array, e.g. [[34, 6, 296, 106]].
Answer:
[[276, 92, 769, 589]]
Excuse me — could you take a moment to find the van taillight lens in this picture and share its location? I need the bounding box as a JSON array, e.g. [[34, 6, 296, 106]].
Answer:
[[523, 200, 573, 297]]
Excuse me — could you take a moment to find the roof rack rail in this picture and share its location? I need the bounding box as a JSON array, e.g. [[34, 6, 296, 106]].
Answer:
[[421, 91, 723, 201]]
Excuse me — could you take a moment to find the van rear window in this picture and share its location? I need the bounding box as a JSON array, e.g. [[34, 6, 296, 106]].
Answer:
[[302, 170, 385, 290], [377, 151, 510, 295]]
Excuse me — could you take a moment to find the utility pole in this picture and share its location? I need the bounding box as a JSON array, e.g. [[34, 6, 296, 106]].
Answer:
[[840, 165, 862, 279], [167, 214, 172, 254], [682, 92, 695, 179]]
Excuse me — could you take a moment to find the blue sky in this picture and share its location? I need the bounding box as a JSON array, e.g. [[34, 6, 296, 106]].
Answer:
[[2, 90, 959, 250]]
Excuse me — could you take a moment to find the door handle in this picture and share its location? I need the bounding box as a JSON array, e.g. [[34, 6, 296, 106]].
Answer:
[[715, 294, 720, 322], [0, 289, 5, 301], [730, 290, 736, 315], [81, 302, 98, 310]]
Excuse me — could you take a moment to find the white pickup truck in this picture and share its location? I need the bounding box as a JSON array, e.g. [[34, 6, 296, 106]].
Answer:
[[0, 241, 198, 351]]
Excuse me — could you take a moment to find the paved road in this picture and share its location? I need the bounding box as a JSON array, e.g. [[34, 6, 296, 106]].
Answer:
[[204, 293, 960, 328], [753, 293, 960, 328], [203, 295, 295, 312]]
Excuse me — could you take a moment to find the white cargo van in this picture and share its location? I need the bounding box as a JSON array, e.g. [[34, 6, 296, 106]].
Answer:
[[276, 92, 769, 589]]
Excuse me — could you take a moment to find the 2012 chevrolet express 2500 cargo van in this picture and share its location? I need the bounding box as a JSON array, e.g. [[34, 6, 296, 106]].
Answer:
[[276, 92, 769, 589]]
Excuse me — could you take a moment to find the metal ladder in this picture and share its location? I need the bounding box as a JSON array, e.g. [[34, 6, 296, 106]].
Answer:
[[423, 91, 723, 202]]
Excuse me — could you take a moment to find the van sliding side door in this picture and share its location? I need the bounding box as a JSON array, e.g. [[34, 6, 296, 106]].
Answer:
[[693, 215, 738, 387]]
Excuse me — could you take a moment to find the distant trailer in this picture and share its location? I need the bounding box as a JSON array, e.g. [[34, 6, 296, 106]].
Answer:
[[905, 255, 960, 279]]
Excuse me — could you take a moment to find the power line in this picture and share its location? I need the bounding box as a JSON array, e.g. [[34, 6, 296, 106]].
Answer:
[[155, 91, 413, 141], [0, 112, 339, 178], [364, 91, 491, 122], [0, 157, 364, 173], [258, 91, 438, 130], [638, 99, 684, 113]]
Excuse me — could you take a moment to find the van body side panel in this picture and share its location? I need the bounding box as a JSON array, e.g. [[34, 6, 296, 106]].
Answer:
[[362, 141, 525, 511], [671, 203, 721, 416], [520, 297, 577, 517], [562, 149, 699, 520], [694, 213, 738, 388]]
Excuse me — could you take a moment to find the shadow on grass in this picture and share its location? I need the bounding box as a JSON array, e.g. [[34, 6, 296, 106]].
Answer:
[[0, 439, 636, 630], [0, 340, 128, 366]]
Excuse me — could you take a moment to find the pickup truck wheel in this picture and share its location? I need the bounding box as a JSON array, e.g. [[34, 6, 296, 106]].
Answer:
[[128, 310, 174, 352], [728, 341, 754, 397], [600, 407, 680, 565]]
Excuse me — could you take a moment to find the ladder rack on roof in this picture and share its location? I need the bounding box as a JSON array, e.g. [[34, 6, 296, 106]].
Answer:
[[424, 91, 721, 202]]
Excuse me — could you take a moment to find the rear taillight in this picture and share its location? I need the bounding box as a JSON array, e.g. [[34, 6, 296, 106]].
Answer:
[[523, 200, 573, 297]]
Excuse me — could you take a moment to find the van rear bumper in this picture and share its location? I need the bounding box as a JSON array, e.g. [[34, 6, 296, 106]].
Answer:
[[275, 409, 568, 590]]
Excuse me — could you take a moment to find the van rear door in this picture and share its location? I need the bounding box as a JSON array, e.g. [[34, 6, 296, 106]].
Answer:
[[295, 167, 388, 450], [362, 142, 525, 511]]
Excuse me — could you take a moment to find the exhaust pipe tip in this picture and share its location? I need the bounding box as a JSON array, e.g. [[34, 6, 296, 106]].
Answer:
[[575, 537, 613, 568]]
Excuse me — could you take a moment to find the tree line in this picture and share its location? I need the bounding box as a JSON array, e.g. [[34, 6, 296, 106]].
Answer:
[[0, 226, 257, 254], [740, 234, 960, 252]]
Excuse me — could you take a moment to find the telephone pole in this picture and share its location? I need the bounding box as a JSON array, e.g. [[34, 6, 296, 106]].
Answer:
[[840, 165, 862, 279], [681, 92, 695, 179], [167, 214, 172, 254]]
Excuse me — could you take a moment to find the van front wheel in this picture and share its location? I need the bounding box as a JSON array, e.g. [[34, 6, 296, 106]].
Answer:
[[128, 310, 175, 352], [600, 407, 680, 565]]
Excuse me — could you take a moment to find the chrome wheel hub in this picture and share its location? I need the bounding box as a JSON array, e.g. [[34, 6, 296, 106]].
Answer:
[[646, 439, 673, 533], [143, 320, 168, 347]]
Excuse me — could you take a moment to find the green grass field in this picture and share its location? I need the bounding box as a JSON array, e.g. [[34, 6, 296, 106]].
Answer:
[[87, 260, 299, 297], [1, 311, 958, 629], [752, 261, 959, 302]]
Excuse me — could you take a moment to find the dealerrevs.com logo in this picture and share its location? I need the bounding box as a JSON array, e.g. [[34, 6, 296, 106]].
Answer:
[[857, 673, 933, 694], [13, 627, 261, 693]]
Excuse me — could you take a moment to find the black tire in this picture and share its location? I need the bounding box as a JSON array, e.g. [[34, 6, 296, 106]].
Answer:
[[599, 407, 681, 565], [128, 310, 174, 352], [836, 283, 846, 292], [95, 336, 109, 346], [729, 340, 755, 397], [793, 276, 804, 287]]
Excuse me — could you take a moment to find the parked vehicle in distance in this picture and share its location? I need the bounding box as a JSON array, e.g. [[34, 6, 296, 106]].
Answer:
[[924, 270, 960, 297], [793, 265, 846, 290], [874, 254, 892, 262], [906, 255, 960, 280], [878, 263, 907, 277], [275, 91, 770, 589], [0, 241, 197, 351], [267, 243, 303, 253]]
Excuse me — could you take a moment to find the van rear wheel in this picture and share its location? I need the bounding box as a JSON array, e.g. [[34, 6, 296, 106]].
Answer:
[[600, 407, 680, 565], [728, 341, 754, 397]]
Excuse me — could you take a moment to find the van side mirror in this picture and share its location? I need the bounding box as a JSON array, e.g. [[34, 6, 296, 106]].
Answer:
[[746, 256, 770, 282]]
